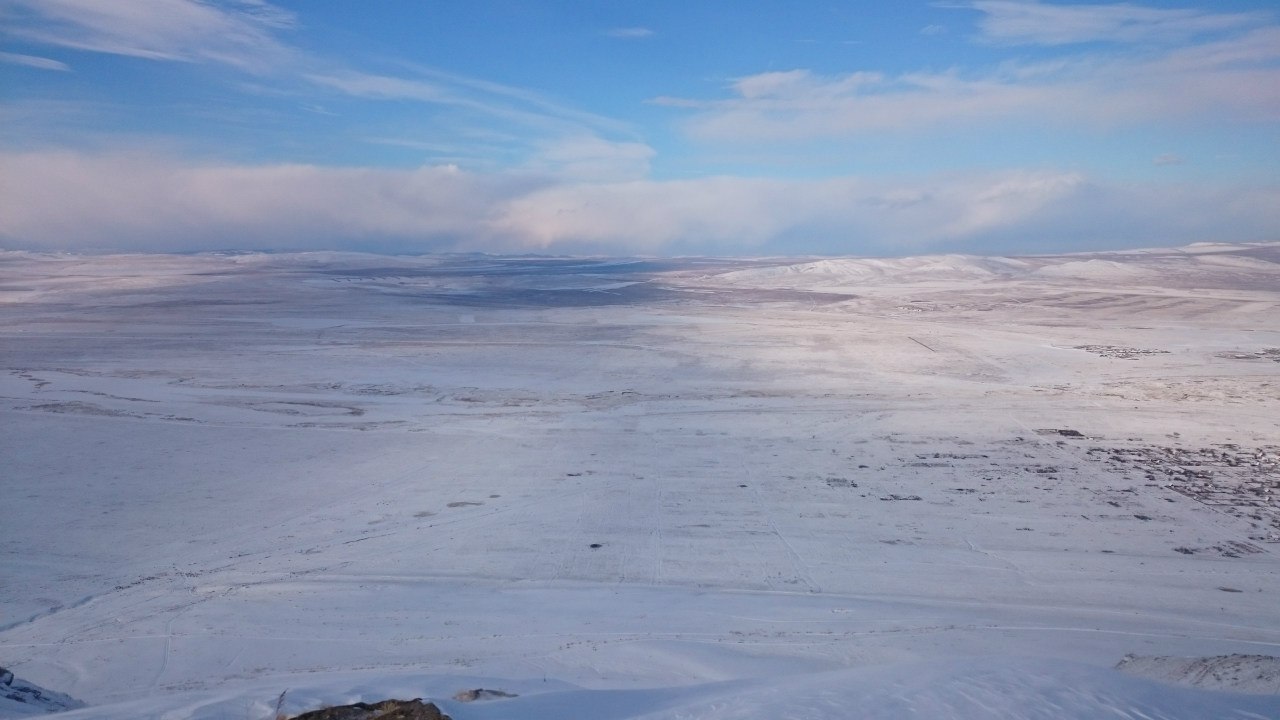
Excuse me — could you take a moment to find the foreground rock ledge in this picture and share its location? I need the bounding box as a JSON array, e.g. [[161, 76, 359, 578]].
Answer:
[[1115, 654, 1280, 694], [290, 698, 450, 720]]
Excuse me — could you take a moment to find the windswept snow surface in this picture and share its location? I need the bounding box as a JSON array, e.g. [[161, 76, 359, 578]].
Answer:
[[1, 244, 1278, 718]]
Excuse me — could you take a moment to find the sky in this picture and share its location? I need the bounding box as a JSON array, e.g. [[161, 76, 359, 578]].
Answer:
[[1, 0, 1278, 256]]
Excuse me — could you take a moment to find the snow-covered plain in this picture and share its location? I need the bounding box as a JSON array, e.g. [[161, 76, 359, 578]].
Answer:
[[1, 244, 1278, 719]]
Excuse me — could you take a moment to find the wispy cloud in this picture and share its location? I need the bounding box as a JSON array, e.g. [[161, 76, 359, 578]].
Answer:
[[0, 0, 297, 71], [1, 0, 622, 143], [1153, 153, 1184, 166], [606, 27, 654, 39], [307, 65, 633, 140], [965, 0, 1269, 46], [305, 71, 452, 103], [304, 67, 641, 173], [1, 0, 639, 173], [0, 50, 70, 71]]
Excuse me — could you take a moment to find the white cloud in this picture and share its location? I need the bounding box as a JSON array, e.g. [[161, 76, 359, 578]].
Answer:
[[6, 151, 1273, 255], [526, 136, 656, 182], [0, 51, 70, 71], [966, 0, 1268, 46], [657, 68, 1053, 139], [657, 22, 1280, 141], [606, 27, 654, 39], [0, 0, 297, 72]]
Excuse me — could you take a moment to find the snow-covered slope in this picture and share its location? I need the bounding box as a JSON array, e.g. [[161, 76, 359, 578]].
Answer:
[[714, 253, 1031, 286], [39, 659, 1280, 720], [1, 244, 1277, 718]]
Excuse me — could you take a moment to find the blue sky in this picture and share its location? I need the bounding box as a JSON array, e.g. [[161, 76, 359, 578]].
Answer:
[[1, 0, 1277, 255]]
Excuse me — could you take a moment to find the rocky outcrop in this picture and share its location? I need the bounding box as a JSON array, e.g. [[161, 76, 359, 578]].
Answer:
[[0, 666, 86, 715]]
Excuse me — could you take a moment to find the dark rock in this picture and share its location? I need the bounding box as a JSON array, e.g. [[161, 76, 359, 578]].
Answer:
[[0, 665, 86, 713], [290, 698, 449, 720], [452, 688, 518, 702]]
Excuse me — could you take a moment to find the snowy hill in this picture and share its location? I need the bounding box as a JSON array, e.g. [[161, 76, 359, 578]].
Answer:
[[709, 242, 1280, 290]]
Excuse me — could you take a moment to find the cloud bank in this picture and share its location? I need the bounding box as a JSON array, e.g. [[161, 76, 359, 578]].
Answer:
[[3, 151, 1276, 255]]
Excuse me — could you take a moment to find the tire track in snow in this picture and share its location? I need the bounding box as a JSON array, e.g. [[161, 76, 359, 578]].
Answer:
[[740, 459, 821, 593]]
